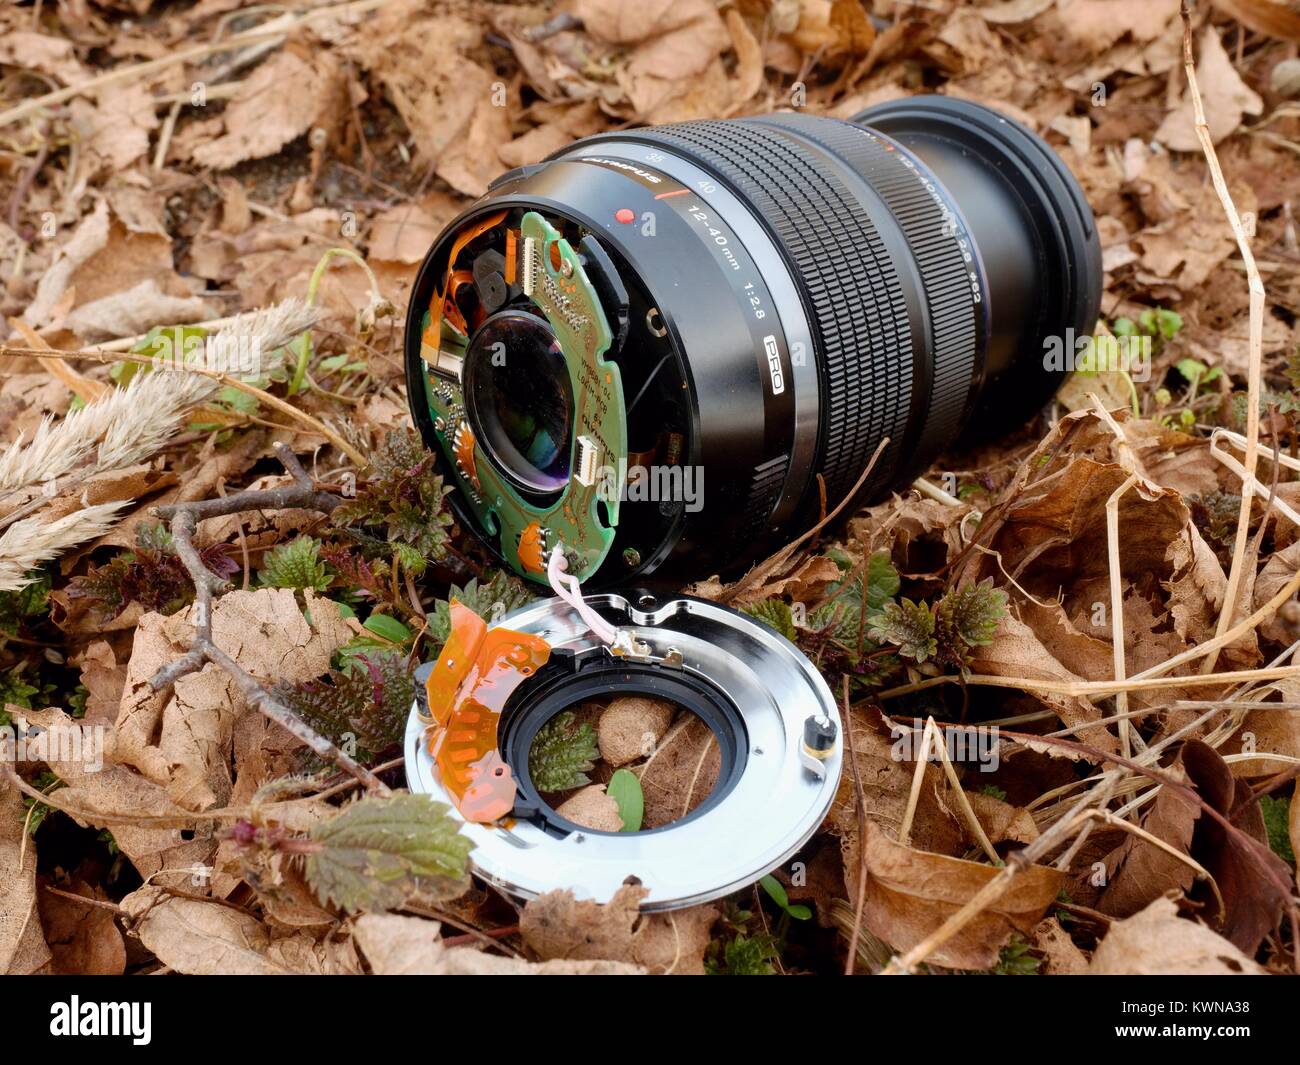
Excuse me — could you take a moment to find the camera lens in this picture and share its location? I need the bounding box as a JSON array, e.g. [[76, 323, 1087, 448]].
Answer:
[[464, 310, 574, 497], [405, 95, 1102, 587]]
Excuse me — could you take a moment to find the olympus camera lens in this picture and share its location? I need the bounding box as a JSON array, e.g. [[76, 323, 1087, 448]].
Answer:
[[405, 95, 1102, 587]]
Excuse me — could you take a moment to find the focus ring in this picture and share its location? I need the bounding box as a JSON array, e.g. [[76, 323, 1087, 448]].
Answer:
[[750, 115, 982, 473], [602, 121, 914, 508]]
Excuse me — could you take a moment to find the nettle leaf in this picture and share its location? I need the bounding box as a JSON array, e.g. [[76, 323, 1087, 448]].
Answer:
[[936, 580, 1007, 651], [607, 768, 644, 832], [67, 522, 236, 619], [867, 599, 937, 663], [428, 570, 535, 645], [278, 650, 414, 764], [305, 793, 473, 913], [333, 429, 454, 568], [260, 536, 331, 591], [809, 550, 900, 643], [743, 598, 796, 640], [529, 710, 599, 792]]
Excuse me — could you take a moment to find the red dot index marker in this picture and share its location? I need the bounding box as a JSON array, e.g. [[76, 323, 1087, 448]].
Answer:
[[615, 208, 635, 224]]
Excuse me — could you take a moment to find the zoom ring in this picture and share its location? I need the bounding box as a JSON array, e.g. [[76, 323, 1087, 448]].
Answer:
[[751, 115, 982, 469], [616, 121, 914, 513]]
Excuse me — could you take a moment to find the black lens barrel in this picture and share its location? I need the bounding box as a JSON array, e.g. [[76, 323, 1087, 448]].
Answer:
[[404, 96, 1102, 586]]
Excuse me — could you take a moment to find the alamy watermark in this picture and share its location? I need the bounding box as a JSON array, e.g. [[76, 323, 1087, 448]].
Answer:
[[594, 460, 705, 513], [140, 325, 262, 376], [1, 722, 106, 773], [890, 723, 1001, 773], [1043, 328, 1152, 382]]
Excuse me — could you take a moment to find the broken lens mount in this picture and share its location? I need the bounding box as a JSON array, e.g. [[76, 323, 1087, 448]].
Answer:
[[405, 96, 1102, 587]]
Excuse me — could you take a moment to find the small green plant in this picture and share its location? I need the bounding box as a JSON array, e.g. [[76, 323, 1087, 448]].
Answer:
[[759, 875, 811, 921], [332, 429, 454, 574], [529, 710, 599, 792], [260, 536, 332, 592], [427, 570, 535, 645], [304, 793, 474, 912], [279, 650, 415, 765], [705, 902, 780, 975], [868, 579, 1007, 672], [992, 933, 1041, 975], [22, 770, 63, 836], [742, 598, 797, 640], [0, 571, 51, 636]]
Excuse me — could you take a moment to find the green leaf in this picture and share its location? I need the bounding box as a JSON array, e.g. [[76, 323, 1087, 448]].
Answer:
[[936, 579, 1007, 649], [259, 536, 331, 591], [760, 874, 811, 920], [305, 793, 473, 913], [1175, 357, 1208, 384], [993, 933, 1041, 975], [743, 599, 796, 640], [362, 613, 412, 645], [607, 768, 643, 832], [759, 874, 789, 909], [867, 599, 937, 663], [428, 570, 535, 645], [808, 550, 900, 644], [529, 710, 599, 792], [279, 650, 415, 765]]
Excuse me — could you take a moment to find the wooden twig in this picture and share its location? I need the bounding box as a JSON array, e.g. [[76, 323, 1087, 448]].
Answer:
[[145, 442, 387, 794]]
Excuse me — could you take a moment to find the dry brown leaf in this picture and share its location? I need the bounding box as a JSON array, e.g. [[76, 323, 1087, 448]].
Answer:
[[437, 93, 514, 198], [1212, 0, 1300, 42], [368, 204, 444, 265], [1087, 896, 1267, 974], [122, 886, 360, 974], [354, 913, 643, 974], [1156, 28, 1262, 150], [827, 706, 963, 899], [12, 706, 214, 888], [0, 31, 87, 84], [520, 881, 716, 974], [0, 781, 53, 974], [862, 820, 1064, 970], [1032, 915, 1088, 974], [192, 51, 343, 170], [349, 10, 491, 163], [1097, 763, 1199, 918], [37, 879, 126, 975], [634, 712, 719, 829], [115, 589, 352, 810]]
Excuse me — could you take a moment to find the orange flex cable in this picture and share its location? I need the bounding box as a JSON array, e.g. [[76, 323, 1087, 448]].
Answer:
[[422, 210, 508, 361], [424, 601, 550, 823], [504, 228, 518, 286]]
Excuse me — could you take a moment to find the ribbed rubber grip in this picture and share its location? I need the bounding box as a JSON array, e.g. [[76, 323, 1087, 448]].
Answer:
[[750, 114, 982, 471], [618, 120, 914, 508]]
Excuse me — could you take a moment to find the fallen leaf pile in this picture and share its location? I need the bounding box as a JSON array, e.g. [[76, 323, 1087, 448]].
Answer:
[[1, 0, 1299, 976]]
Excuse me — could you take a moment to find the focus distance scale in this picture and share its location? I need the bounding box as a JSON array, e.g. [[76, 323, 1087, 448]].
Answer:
[[403, 95, 1101, 907]]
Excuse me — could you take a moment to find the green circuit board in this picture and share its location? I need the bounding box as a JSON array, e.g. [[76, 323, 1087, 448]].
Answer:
[[419, 211, 626, 583]]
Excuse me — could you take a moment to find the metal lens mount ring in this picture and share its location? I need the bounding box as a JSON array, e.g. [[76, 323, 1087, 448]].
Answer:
[[404, 592, 842, 912]]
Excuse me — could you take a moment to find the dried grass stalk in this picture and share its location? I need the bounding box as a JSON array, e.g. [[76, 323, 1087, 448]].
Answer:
[[0, 501, 128, 591], [0, 298, 321, 493]]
